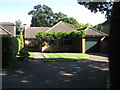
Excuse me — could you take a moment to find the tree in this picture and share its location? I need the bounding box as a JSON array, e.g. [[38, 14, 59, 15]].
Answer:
[[61, 17, 83, 29], [84, 23, 93, 27], [109, 2, 120, 88], [78, 1, 113, 19], [93, 23, 103, 31], [15, 19, 22, 35], [77, 0, 120, 88], [28, 4, 93, 29], [51, 12, 68, 26], [28, 4, 54, 27]]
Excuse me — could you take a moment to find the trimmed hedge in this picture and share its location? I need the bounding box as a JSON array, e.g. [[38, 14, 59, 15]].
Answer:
[[2, 36, 19, 66]]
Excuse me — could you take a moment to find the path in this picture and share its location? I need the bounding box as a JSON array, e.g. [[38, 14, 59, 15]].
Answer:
[[31, 52, 44, 62], [2, 53, 109, 88]]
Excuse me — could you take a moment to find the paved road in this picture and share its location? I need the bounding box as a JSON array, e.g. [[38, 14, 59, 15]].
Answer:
[[2, 53, 109, 88]]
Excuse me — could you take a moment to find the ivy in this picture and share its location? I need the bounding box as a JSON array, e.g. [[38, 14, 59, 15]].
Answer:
[[36, 30, 86, 40]]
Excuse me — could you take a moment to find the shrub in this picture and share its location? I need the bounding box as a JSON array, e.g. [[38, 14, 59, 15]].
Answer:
[[2, 36, 19, 66], [44, 46, 56, 53], [19, 48, 30, 61], [42, 41, 48, 47]]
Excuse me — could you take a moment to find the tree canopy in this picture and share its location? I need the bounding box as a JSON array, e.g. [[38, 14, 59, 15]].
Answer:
[[15, 19, 22, 35], [93, 23, 103, 31], [28, 4, 54, 27], [77, 1, 113, 19], [77, 1, 120, 88], [28, 4, 93, 29]]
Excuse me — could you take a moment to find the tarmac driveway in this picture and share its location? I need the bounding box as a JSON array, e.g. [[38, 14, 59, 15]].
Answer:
[[2, 53, 109, 88]]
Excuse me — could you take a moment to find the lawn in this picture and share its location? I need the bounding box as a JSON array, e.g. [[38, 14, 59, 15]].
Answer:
[[41, 53, 89, 61]]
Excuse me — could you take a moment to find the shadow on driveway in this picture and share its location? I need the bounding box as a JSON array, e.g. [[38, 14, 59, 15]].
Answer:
[[2, 54, 109, 88]]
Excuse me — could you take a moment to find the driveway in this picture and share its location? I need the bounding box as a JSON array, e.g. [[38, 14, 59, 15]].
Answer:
[[2, 53, 109, 88]]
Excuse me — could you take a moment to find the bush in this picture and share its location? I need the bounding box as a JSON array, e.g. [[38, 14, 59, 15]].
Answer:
[[19, 48, 30, 61], [42, 41, 48, 47], [44, 46, 56, 53], [2, 36, 19, 66]]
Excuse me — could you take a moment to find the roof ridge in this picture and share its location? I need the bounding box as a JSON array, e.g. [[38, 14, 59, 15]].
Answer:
[[61, 21, 77, 30], [46, 21, 63, 32], [0, 26, 13, 36], [27, 27, 50, 28], [46, 21, 77, 32], [86, 27, 108, 35]]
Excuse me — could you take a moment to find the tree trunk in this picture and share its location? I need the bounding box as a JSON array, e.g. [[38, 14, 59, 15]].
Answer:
[[109, 2, 120, 88]]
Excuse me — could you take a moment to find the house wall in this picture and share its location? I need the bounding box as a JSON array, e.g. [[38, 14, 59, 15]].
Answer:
[[42, 39, 82, 53], [100, 36, 109, 54], [102, 23, 110, 35], [72, 38, 82, 52]]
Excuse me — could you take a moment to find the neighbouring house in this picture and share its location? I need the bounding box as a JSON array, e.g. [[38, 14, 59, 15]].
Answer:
[[0, 22, 16, 37], [101, 20, 110, 54], [102, 20, 110, 35], [0, 26, 13, 36], [24, 21, 108, 53]]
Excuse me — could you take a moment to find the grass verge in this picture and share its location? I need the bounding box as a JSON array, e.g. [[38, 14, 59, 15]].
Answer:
[[41, 53, 89, 62]]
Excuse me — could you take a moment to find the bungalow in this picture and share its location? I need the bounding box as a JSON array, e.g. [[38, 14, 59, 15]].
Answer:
[[0, 22, 16, 37], [0, 26, 13, 36], [24, 21, 108, 53]]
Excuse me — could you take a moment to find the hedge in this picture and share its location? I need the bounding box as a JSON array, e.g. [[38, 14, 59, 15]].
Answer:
[[2, 36, 19, 66]]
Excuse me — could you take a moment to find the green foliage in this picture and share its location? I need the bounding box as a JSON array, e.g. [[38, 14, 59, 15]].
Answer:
[[85, 23, 93, 28], [36, 30, 86, 40], [42, 41, 48, 47], [28, 4, 54, 27], [28, 4, 93, 29], [77, 1, 113, 19], [19, 48, 30, 60], [15, 19, 22, 35], [2, 36, 19, 66], [93, 23, 103, 31]]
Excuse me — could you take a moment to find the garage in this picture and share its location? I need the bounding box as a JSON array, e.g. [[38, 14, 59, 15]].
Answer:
[[85, 38, 100, 53], [79, 27, 108, 53]]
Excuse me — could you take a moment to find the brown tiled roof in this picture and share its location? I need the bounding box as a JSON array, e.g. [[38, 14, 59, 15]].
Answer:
[[24, 27, 50, 39], [0, 26, 13, 36], [46, 21, 77, 32], [0, 22, 16, 36], [85, 27, 108, 36], [0, 22, 15, 26]]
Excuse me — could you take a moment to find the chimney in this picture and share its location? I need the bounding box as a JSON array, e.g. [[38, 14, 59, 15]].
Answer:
[[23, 24, 27, 30]]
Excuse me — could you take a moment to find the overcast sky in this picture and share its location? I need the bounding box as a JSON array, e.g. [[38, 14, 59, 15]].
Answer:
[[0, 0, 107, 26]]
